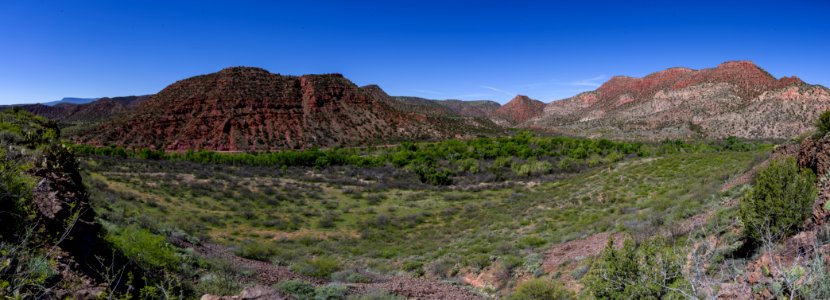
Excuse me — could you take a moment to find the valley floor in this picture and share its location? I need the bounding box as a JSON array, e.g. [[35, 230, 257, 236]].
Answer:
[[80, 147, 765, 298]]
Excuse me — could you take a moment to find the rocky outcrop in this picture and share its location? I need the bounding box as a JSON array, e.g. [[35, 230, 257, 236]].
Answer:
[[528, 61, 830, 140], [73, 67, 501, 151], [798, 136, 830, 178], [493, 95, 546, 125]]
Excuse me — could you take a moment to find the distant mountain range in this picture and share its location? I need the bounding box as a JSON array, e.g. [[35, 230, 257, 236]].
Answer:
[[3, 95, 149, 125], [7, 61, 829, 150], [43, 97, 100, 106]]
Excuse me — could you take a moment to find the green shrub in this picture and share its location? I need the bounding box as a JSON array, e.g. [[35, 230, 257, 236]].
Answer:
[[508, 278, 573, 300], [493, 156, 513, 169], [583, 237, 686, 299], [413, 166, 454, 186], [512, 159, 553, 177], [402, 261, 424, 276], [816, 110, 830, 137], [292, 256, 342, 279], [235, 240, 278, 261], [522, 253, 544, 276], [315, 283, 348, 300], [739, 157, 817, 242], [517, 236, 547, 249], [105, 224, 180, 269], [456, 158, 480, 174], [804, 252, 830, 299], [195, 272, 245, 296], [275, 279, 316, 299]]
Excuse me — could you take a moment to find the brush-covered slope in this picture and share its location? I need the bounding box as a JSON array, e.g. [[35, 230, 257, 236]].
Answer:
[[435, 99, 501, 118], [73, 67, 501, 150], [528, 61, 830, 140], [0, 109, 161, 298], [15, 95, 150, 124], [385, 95, 501, 118]]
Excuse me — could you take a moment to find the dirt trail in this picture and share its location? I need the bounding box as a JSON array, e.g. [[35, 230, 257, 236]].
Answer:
[[172, 239, 484, 299], [172, 239, 321, 286]]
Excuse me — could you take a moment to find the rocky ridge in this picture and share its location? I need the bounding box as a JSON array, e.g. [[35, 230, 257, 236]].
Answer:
[[527, 61, 830, 140], [73, 67, 502, 151]]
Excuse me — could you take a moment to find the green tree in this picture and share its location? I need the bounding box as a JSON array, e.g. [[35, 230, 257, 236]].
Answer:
[[739, 157, 817, 242]]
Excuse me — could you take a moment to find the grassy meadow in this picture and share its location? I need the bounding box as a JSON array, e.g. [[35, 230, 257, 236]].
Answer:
[[76, 134, 770, 296]]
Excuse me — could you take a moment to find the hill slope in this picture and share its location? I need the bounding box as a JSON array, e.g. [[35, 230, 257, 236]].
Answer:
[[492, 95, 546, 125], [14, 95, 150, 124], [527, 61, 830, 140], [73, 67, 501, 150]]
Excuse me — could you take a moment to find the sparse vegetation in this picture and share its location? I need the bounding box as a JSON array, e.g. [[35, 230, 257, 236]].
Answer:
[[508, 278, 573, 300], [72, 132, 765, 297]]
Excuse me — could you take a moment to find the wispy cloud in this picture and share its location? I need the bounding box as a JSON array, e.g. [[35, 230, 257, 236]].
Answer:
[[481, 85, 515, 96], [569, 75, 606, 87], [411, 89, 444, 95], [452, 93, 495, 99], [518, 75, 607, 88]]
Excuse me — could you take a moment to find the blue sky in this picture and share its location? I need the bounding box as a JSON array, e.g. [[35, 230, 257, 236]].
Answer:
[[1, 1, 828, 105]]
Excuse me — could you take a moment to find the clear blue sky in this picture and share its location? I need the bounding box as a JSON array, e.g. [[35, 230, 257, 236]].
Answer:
[[1, 1, 828, 105]]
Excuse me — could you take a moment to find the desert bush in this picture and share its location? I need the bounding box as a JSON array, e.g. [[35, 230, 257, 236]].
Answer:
[[583, 237, 687, 299], [331, 270, 371, 283], [315, 283, 348, 300], [523, 253, 544, 276], [275, 279, 316, 299], [317, 213, 339, 228], [425, 258, 455, 279], [517, 236, 547, 249], [508, 278, 573, 300], [234, 240, 283, 262], [456, 158, 480, 174], [816, 110, 830, 137], [818, 223, 830, 245], [512, 159, 553, 177], [739, 157, 817, 242], [803, 252, 830, 299], [292, 256, 342, 279], [413, 166, 453, 185], [492, 156, 513, 169], [402, 261, 424, 276], [194, 272, 245, 296], [556, 157, 581, 172]]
